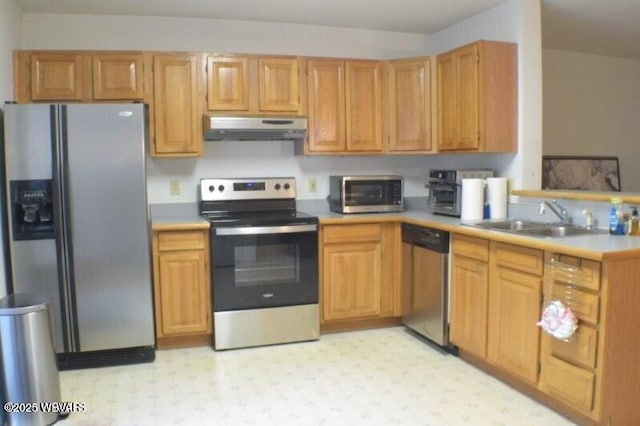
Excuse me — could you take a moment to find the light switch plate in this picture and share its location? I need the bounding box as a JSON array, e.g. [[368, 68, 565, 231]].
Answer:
[[169, 179, 181, 196], [308, 177, 317, 193]]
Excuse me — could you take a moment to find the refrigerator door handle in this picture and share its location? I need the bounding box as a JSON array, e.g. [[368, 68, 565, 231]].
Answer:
[[53, 105, 80, 352]]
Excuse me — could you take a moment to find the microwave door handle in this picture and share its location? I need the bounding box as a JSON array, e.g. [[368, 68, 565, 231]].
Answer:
[[215, 224, 318, 236]]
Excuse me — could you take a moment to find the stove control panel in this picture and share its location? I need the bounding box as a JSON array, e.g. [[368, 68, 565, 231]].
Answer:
[[200, 177, 297, 201]]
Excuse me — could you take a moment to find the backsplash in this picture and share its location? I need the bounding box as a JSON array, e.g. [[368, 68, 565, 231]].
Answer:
[[145, 141, 515, 204]]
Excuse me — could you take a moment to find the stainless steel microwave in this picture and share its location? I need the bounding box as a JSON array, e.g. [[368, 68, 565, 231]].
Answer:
[[329, 175, 404, 214]]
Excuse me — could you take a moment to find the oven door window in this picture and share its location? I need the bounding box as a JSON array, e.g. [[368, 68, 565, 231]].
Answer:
[[234, 243, 299, 286], [212, 230, 318, 311], [428, 184, 457, 207]]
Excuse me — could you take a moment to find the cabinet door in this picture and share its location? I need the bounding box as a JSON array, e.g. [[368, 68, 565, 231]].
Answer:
[[488, 266, 542, 383], [345, 61, 383, 152], [30, 53, 84, 100], [207, 56, 249, 111], [456, 44, 480, 150], [306, 60, 346, 152], [93, 53, 144, 100], [157, 250, 210, 335], [387, 59, 432, 152], [437, 44, 480, 151], [436, 53, 456, 151], [153, 54, 202, 156], [449, 255, 489, 357], [322, 242, 382, 321], [258, 57, 300, 112]]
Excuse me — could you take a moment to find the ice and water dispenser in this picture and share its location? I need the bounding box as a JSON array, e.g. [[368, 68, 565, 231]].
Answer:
[[10, 179, 54, 240]]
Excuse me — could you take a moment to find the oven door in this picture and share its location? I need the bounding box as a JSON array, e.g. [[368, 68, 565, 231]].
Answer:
[[426, 183, 461, 215], [211, 224, 318, 311]]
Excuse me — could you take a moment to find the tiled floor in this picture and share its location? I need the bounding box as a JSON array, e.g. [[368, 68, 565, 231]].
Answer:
[[59, 327, 576, 425]]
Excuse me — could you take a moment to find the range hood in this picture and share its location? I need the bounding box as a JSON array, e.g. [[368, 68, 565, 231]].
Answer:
[[203, 116, 307, 141]]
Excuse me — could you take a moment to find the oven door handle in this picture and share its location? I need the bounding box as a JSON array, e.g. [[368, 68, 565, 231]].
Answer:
[[215, 224, 318, 236]]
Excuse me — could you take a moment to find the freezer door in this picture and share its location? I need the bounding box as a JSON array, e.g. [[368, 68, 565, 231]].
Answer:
[[3, 105, 65, 352], [62, 104, 154, 351]]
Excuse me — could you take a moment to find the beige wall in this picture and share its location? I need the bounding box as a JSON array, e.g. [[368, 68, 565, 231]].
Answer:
[[543, 48, 640, 192], [0, 0, 22, 298], [0, 0, 20, 103]]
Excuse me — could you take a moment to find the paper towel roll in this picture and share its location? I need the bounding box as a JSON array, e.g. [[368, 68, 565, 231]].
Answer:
[[486, 177, 508, 219], [461, 178, 485, 221]]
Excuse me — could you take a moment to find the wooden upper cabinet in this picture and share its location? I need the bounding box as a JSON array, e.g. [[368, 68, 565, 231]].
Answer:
[[16, 51, 148, 102], [456, 44, 481, 150], [345, 61, 383, 152], [92, 53, 144, 100], [258, 57, 300, 112], [206, 55, 303, 115], [437, 40, 517, 153], [305, 59, 383, 154], [306, 59, 346, 153], [387, 58, 433, 153], [152, 54, 203, 157], [207, 56, 249, 111], [30, 52, 85, 101]]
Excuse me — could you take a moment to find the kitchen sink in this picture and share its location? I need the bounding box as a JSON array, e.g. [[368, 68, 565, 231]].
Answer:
[[466, 219, 607, 238], [470, 220, 548, 232]]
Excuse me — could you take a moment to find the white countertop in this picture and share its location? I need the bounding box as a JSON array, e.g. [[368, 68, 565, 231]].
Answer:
[[148, 201, 640, 259]]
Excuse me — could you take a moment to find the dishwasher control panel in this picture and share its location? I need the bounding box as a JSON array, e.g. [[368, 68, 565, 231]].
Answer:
[[401, 224, 449, 253]]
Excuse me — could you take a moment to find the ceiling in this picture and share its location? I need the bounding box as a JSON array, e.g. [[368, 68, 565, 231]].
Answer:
[[14, 0, 640, 59]]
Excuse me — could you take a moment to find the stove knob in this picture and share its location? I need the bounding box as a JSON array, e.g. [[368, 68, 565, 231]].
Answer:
[[274, 183, 281, 190], [208, 185, 215, 192], [218, 185, 225, 192], [284, 183, 290, 190]]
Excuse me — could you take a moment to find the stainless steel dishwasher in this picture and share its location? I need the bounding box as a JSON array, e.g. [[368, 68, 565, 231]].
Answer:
[[402, 223, 452, 350]]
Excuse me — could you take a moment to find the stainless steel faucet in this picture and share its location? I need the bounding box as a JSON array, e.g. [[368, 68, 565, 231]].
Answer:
[[539, 200, 572, 224]]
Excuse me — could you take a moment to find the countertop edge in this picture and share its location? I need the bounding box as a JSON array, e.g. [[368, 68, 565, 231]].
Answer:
[[512, 189, 640, 204], [149, 208, 640, 260]]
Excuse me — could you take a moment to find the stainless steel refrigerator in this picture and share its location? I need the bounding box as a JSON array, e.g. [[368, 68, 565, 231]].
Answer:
[[1, 103, 155, 369]]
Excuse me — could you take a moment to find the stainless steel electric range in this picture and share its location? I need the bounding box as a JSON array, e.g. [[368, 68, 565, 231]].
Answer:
[[199, 177, 320, 350]]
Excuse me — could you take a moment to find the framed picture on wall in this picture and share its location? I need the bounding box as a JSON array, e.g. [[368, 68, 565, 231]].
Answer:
[[542, 156, 621, 191]]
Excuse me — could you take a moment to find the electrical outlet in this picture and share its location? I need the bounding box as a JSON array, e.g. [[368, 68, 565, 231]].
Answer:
[[169, 179, 181, 196], [308, 177, 317, 193]]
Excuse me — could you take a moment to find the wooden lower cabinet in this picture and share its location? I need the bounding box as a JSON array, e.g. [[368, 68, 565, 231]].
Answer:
[[449, 237, 620, 424], [539, 253, 604, 422], [449, 234, 489, 358], [152, 229, 211, 348], [323, 241, 382, 320], [488, 242, 543, 384], [320, 223, 400, 328]]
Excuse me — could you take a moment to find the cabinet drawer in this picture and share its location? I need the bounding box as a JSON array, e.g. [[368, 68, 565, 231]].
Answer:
[[549, 284, 600, 325], [542, 356, 595, 413], [158, 231, 206, 251], [494, 242, 543, 276], [548, 255, 601, 291], [323, 224, 381, 244], [452, 234, 489, 262], [550, 325, 598, 369]]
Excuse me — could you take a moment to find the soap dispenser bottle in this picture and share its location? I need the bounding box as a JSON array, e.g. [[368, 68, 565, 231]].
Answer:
[[610, 197, 623, 235], [630, 207, 639, 236]]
